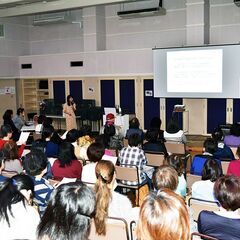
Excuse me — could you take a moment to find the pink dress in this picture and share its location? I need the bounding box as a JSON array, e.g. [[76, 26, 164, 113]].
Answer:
[[63, 103, 77, 131]]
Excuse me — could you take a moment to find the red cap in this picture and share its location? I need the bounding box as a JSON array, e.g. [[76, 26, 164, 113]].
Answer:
[[106, 113, 115, 121]]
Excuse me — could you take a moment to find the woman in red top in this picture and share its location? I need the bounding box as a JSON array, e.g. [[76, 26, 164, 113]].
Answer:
[[52, 142, 82, 180], [227, 145, 240, 177]]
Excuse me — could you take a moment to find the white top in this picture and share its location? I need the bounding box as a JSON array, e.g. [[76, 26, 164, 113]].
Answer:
[[81, 162, 97, 184], [0, 201, 40, 240], [164, 130, 187, 143], [191, 180, 217, 202]]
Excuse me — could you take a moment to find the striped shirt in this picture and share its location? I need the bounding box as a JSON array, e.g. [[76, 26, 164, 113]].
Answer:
[[118, 146, 147, 185]]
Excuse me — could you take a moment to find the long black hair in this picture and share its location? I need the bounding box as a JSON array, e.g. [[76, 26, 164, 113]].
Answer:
[[0, 174, 34, 226], [37, 182, 96, 240]]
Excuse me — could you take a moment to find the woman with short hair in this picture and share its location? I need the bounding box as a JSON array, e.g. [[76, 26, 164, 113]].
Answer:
[[136, 189, 190, 240]]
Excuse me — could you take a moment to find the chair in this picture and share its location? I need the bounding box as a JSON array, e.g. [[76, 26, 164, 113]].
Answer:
[[191, 232, 218, 240], [33, 132, 42, 141], [230, 147, 238, 159], [188, 197, 220, 222], [186, 173, 201, 190], [1, 170, 18, 178], [115, 164, 146, 206], [88, 217, 130, 240], [145, 152, 165, 167], [221, 161, 230, 175], [165, 142, 185, 154]]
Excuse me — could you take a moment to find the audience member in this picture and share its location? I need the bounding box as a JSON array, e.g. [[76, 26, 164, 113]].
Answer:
[[3, 109, 20, 141], [190, 138, 222, 176], [12, 107, 25, 131], [100, 113, 124, 150], [198, 175, 240, 239], [125, 117, 144, 141], [52, 142, 82, 180], [147, 117, 165, 142], [65, 128, 79, 145], [0, 175, 40, 239], [224, 123, 240, 147], [37, 182, 96, 240], [3, 141, 23, 173], [75, 135, 94, 161], [81, 142, 105, 184], [164, 117, 187, 143], [227, 145, 240, 177], [22, 149, 53, 216], [192, 158, 222, 202], [94, 160, 133, 235], [164, 154, 187, 197], [212, 127, 234, 160], [143, 129, 168, 157], [95, 134, 114, 156], [0, 150, 7, 182], [136, 189, 190, 240]]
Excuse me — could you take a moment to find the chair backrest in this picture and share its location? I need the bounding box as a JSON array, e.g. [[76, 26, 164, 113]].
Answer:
[[33, 132, 42, 141], [1, 170, 18, 178], [145, 152, 165, 167], [187, 173, 202, 190], [191, 232, 218, 240], [221, 161, 230, 175], [230, 147, 238, 159], [88, 217, 129, 240], [115, 165, 139, 183], [165, 142, 185, 154], [188, 197, 220, 222], [123, 139, 128, 148]]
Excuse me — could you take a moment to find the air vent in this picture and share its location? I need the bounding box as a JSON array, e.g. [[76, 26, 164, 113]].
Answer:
[[21, 64, 32, 69], [70, 61, 83, 67]]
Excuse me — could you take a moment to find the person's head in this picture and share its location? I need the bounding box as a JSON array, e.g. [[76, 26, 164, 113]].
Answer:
[[67, 95, 74, 106], [152, 165, 179, 191], [136, 189, 190, 240], [42, 125, 54, 140], [164, 154, 184, 176], [3, 141, 18, 160], [0, 174, 34, 226], [203, 138, 217, 154], [230, 123, 240, 137], [150, 117, 162, 130], [129, 117, 140, 129], [58, 142, 76, 167], [0, 125, 12, 139], [66, 129, 79, 143], [38, 182, 96, 240], [23, 149, 48, 176], [95, 134, 108, 149], [166, 118, 180, 134], [94, 160, 116, 235], [87, 142, 105, 163], [214, 175, 240, 211], [212, 127, 223, 142], [202, 158, 222, 182], [3, 109, 13, 121], [17, 108, 24, 116], [106, 113, 115, 126], [128, 133, 141, 147]]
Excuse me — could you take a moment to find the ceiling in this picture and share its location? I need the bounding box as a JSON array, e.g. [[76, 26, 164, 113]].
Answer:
[[0, 0, 141, 17]]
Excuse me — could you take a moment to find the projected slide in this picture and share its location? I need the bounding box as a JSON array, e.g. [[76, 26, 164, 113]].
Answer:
[[167, 49, 223, 93]]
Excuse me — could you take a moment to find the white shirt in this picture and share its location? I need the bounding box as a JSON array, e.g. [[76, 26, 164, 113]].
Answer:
[[191, 180, 217, 202], [0, 201, 40, 240], [81, 162, 97, 184], [164, 130, 187, 143]]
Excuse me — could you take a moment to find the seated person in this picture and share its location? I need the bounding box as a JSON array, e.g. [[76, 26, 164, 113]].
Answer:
[[22, 149, 54, 216], [95, 134, 114, 156], [192, 158, 222, 202], [212, 127, 234, 160], [100, 113, 124, 150], [227, 145, 240, 177], [65, 128, 79, 146], [136, 189, 190, 240], [42, 125, 59, 158], [147, 117, 165, 142], [52, 142, 82, 180], [125, 117, 144, 141], [74, 135, 94, 161], [224, 123, 240, 147], [164, 117, 187, 144], [81, 142, 105, 184], [37, 182, 96, 240], [0, 150, 7, 182], [190, 138, 222, 176], [119, 133, 152, 186], [143, 129, 168, 157], [3, 141, 23, 173], [12, 107, 25, 131], [164, 154, 187, 197], [198, 175, 240, 240]]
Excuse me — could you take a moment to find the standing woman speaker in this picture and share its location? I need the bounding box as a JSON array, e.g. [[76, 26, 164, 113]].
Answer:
[[63, 95, 77, 131]]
